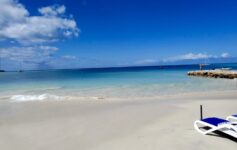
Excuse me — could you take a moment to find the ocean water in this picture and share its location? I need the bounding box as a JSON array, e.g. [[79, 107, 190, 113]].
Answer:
[[0, 63, 237, 102]]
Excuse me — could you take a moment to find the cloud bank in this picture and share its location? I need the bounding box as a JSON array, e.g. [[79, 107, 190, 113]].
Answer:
[[136, 52, 231, 66], [163, 52, 230, 62], [0, 0, 79, 70], [0, 0, 79, 44], [135, 59, 158, 65]]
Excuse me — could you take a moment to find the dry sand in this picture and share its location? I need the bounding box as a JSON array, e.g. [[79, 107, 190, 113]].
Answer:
[[0, 91, 237, 150]]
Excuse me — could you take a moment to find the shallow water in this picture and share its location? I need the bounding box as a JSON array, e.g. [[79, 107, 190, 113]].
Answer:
[[0, 63, 237, 101]]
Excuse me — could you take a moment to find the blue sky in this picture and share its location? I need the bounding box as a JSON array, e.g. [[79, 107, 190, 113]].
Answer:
[[0, 0, 237, 70]]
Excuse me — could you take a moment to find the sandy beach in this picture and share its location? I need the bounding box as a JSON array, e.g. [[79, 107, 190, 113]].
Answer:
[[0, 91, 236, 150]]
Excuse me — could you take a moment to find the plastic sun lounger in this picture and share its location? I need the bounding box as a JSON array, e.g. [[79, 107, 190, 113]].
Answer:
[[194, 117, 237, 138], [226, 115, 237, 123]]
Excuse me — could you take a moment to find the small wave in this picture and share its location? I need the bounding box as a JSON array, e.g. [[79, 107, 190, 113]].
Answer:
[[9, 94, 106, 102], [10, 94, 63, 102]]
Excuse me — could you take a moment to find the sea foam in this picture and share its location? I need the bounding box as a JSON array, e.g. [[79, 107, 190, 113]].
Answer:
[[10, 94, 62, 102], [9, 94, 103, 102]]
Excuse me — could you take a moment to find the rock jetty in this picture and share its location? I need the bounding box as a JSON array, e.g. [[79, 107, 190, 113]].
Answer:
[[187, 70, 237, 79]]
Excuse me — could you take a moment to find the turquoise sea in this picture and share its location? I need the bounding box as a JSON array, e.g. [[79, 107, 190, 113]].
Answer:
[[0, 63, 237, 102]]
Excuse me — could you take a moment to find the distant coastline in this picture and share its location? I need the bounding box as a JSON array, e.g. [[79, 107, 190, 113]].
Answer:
[[1, 62, 237, 73]]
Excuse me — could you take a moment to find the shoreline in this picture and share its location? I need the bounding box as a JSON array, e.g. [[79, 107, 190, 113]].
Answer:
[[1, 89, 237, 103], [0, 90, 237, 150]]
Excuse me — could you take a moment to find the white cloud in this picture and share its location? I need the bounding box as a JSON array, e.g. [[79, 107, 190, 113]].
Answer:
[[135, 59, 158, 65], [165, 53, 210, 62], [163, 52, 230, 62], [0, 46, 58, 62], [0, 0, 79, 70], [0, 16, 78, 44], [38, 5, 66, 16], [221, 52, 229, 58], [0, 0, 29, 26], [0, 0, 79, 44], [62, 55, 77, 59]]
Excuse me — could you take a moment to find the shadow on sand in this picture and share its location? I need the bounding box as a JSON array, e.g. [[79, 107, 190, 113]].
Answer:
[[207, 131, 237, 143]]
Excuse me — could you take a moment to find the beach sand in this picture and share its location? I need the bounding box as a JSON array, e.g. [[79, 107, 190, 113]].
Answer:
[[0, 91, 236, 150]]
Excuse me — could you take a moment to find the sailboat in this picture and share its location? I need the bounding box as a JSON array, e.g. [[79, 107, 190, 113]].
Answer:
[[18, 60, 24, 72], [0, 53, 5, 72]]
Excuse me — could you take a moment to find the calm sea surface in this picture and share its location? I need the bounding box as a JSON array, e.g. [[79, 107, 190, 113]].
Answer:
[[0, 63, 237, 101]]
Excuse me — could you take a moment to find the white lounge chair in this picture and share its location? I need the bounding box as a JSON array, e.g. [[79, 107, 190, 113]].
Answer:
[[194, 117, 237, 138], [227, 115, 237, 123]]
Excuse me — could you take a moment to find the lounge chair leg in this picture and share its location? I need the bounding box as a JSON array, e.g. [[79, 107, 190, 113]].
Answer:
[[200, 105, 203, 120]]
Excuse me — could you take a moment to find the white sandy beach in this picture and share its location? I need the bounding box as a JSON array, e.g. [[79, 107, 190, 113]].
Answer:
[[0, 91, 237, 150]]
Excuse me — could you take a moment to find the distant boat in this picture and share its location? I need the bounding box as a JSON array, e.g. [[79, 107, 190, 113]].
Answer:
[[0, 54, 5, 72], [18, 61, 24, 72]]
